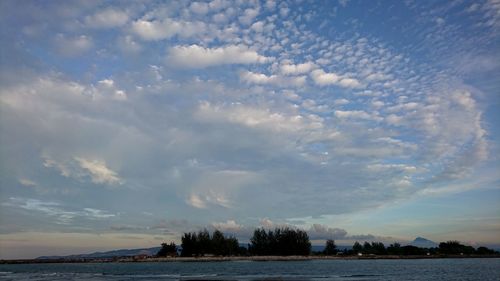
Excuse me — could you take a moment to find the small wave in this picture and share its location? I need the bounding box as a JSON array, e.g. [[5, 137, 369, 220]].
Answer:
[[104, 273, 181, 278], [341, 274, 382, 277], [180, 274, 223, 280]]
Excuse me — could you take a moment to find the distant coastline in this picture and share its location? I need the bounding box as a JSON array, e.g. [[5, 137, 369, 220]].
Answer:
[[2, 254, 499, 264]]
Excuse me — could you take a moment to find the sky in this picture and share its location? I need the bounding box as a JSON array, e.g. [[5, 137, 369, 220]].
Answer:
[[0, 0, 499, 259]]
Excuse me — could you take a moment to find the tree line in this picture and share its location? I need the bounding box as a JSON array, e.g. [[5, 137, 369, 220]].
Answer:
[[179, 229, 242, 257], [248, 228, 311, 256], [157, 229, 498, 257], [157, 227, 312, 257], [342, 240, 498, 256]]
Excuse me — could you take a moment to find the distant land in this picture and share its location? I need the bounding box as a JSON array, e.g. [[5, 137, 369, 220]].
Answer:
[[35, 237, 440, 260], [409, 237, 438, 248], [37, 247, 161, 260], [28, 237, 500, 261]]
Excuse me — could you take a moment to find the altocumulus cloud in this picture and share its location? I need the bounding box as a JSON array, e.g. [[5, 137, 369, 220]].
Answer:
[[0, 0, 498, 257]]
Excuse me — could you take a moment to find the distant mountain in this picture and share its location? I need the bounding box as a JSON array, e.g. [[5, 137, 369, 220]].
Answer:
[[36, 247, 161, 260], [409, 237, 438, 248]]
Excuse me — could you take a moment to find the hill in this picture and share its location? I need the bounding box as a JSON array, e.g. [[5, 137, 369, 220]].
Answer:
[[409, 237, 438, 248], [36, 247, 161, 260]]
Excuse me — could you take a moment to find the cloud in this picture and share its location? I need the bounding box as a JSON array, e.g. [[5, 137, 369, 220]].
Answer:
[[240, 71, 278, 84], [131, 19, 205, 41], [187, 193, 208, 209], [335, 110, 381, 121], [96, 79, 127, 101], [310, 69, 340, 85], [0, 1, 495, 250], [307, 224, 348, 240], [239, 8, 259, 25], [167, 44, 272, 68], [117, 35, 142, 54], [280, 62, 317, 75], [84, 8, 128, 28], [3, 198, 115, 224], [41, 153, 122, 186], [334, 98, 350, 105], [54, 34, 93, 56], [186, 170, 260, 210], [196, 101, 323, 133], [310, 69, 362, 88], [189, 2, 210, 15], [212, 220, 243, 232], [240, 71, 306, 87], [74, 157, 122, 185], [365, 72, 391, 82], [19, 178, 37, 187]]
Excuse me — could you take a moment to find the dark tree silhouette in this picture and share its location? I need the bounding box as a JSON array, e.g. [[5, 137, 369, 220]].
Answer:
[[249, 227, 311, 256], [181, 232, 197, 257], [249, 228, 269, 255], [157, 242, 177, 257], [439, 241, 474, 255], [180, 229, 241, 257], [387, 243, 402, 255], [476, 246, 496, 255], [197, 229, 212, 256], [352, 241, 362, 254], [323, 239, 337, 255]]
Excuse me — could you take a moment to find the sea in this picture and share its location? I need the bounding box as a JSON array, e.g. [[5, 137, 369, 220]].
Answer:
[[0, 258, 499, 281]]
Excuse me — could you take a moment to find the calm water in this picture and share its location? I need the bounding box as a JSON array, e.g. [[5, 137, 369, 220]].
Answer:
[[0, 259, 499, 281]]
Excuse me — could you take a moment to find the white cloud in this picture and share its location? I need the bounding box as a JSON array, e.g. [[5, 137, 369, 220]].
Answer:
[[240, 71, 306, 87], [371, 100, 385, 108], [212, 220, 243, 232], [42, 154, 122, 186], [84, 8, 128, 28], [334, 98, 350, 105], [19, 178, 37, 187], [339, 0, 350, 7], [118, 35, 141, 54], [338, 77, 362, 88], [239, 8, 259, 25], [197, 101, 323, 132], [310, 69, 362, 88], [366, 163, 418, 173], [74, 157, 122, 185], [131, 19, 205, 41], [96, 79, 127, 101], [250, 21, 265, 32], [189, 2, 210, 15], [335, 110, 377, 120], [386, 102, 420, 112], [280, 62, 316, 75], [240, 71, 278, 84], [167, 44, 272, 68], [385, 114, 403, 125], [365, 72, 391, 82], [310, 69, 340, 85], [451, 91, 475, 111], [187, 194, 208, 209], [4, 198, 115, 224], [83, 208, 115, 219], [54, 34, 93, 56]]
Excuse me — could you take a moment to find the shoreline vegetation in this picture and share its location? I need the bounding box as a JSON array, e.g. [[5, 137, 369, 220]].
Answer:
[[2, 227, 498, 264], [2, 254, 500, 264]]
